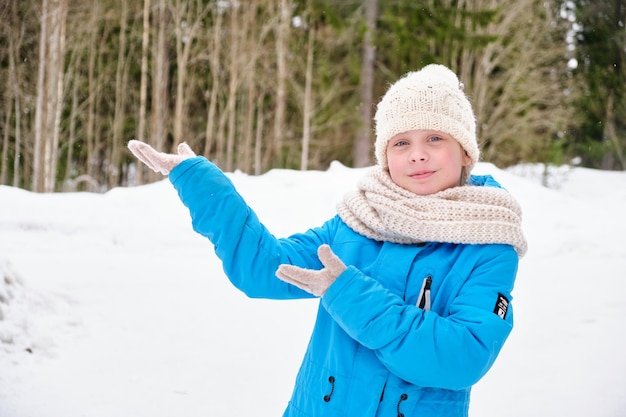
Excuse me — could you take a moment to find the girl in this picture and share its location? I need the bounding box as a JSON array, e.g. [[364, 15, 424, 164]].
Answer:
[[128, 64, 527, 417]]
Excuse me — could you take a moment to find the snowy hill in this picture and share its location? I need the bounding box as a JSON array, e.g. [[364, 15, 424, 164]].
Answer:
[[1, 162, 625, 416]]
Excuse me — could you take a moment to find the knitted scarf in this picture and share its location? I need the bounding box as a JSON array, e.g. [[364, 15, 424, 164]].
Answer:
[[336, 167, 528, 257]]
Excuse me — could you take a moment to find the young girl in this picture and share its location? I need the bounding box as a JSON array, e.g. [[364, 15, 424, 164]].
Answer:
[[128, 64, 526, 417]]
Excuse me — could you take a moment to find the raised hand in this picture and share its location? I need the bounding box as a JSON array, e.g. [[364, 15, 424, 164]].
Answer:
[[127, 140, 196, 175]]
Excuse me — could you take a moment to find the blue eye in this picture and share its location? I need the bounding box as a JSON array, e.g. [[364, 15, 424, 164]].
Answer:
[[394, 140, 409, 146], [428, 136, 443, 142]]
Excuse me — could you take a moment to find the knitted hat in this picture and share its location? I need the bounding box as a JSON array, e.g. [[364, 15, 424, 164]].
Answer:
[[374, 64, 479, 174]]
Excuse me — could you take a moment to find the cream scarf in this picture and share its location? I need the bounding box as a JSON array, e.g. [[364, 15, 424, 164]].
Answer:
[[337, 167, 528, 257]]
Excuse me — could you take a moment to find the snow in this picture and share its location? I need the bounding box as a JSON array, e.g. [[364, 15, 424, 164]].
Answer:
[[1, 161, 625, 416]]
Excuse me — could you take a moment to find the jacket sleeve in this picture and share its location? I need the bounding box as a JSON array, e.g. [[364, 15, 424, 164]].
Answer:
[[169, 156, 330, 299], [321, 244, 518, 390]]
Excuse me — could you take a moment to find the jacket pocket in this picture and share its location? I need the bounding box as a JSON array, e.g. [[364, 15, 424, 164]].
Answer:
[[381, 383, 470, 417], [289, 359, 349, 416]]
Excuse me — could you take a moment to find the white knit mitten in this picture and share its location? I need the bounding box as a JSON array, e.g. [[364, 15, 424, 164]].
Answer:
[[276, 245, 347, 297], [127, 140, 196, 175]]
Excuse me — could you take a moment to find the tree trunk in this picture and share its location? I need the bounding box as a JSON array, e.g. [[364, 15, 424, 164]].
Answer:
[[603, 91, 624, 169], [171, 0, 211, 147], [151, 0, 168, 181], [85, 0, 99, 185], [354, 0, 377, 168], [301, 24, 315, 171], [203, 4, 223, 158], [109, 0, 128, 188], [255, 95, 264, 176], [30, 0, 68, 192], [4, 24, 23, 188], [32, 0, 49, 192], [1, 97, 12, 186], [241, 3, 256, 174], [225, 4, 239, 172], [172, 0, 187, 147], [64, 53, 80, 188], [136, 0, 151, 185], [44, 0, 66, 192], [271, 0, 291, 167]]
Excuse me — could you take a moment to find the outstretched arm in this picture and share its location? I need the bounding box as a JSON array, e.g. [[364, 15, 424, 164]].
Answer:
[[323, 246, 517, 390], [127, 140, 327, 300]]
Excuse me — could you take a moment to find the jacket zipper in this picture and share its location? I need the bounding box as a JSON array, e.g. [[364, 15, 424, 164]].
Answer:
[[417, 275, 432, 311]]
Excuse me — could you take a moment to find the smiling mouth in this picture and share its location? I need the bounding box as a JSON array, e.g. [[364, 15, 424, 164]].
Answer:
[[410, 171, 435, 179]]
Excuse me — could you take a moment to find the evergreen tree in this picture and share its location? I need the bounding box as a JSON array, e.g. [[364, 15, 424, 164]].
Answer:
[[569, 0, 626, 170]]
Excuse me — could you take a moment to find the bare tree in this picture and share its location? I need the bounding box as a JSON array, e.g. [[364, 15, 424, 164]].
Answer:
[[135, 0, 151, 185], [47, 0, 67, 191], [270, 0, 291, 167], [300, 21, 315, 171], [240, 4, 259, 174], [150, 0, 168, 182], [109, 0, 130, 188], [170, 0, 212, 147], [203, 2, 224, 159], [225, 3, 240, 172], [63, 50, 81, 188], [32, 0, 68, 192], [254, 95, 265, 175], [84, 0, 99, 185], [1, 2, 26, 187], [31, 0, 49, 192], [354, 0, 377, 168], [1, 106, 11, 186]]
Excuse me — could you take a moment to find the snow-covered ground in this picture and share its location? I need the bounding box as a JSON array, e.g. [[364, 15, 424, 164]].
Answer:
[[1, 161, 625, 416]]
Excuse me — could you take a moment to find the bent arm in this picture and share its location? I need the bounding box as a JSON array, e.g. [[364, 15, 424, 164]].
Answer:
[[322, 246, 518, 390]]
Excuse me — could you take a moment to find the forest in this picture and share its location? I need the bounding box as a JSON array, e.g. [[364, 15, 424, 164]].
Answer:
[[0, 0, 624, 192]]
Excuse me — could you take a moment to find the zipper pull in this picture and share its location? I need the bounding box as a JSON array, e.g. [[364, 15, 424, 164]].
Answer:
[[416, 275, 432, 311]]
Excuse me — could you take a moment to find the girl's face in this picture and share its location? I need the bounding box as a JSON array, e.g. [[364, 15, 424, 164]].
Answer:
[[386, 129, 472, 195]]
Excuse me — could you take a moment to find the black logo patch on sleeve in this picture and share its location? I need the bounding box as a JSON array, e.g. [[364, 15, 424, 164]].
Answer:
[[494, 293, 509, 319]]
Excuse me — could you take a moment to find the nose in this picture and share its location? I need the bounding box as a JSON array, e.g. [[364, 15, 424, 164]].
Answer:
[[409, 146, 428, 162]]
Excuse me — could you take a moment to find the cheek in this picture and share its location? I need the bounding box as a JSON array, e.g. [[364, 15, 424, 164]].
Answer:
[[386, 154, 404, 181], [386, 152, 399, 171], [447, 148, 470, 169]]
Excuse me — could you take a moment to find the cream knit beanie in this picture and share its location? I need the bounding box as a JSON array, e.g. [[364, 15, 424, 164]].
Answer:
[[374, 64, 479, 175]]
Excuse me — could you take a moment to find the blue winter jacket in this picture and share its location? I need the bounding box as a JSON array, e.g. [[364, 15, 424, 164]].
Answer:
[[169, 156, 519, 417]]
